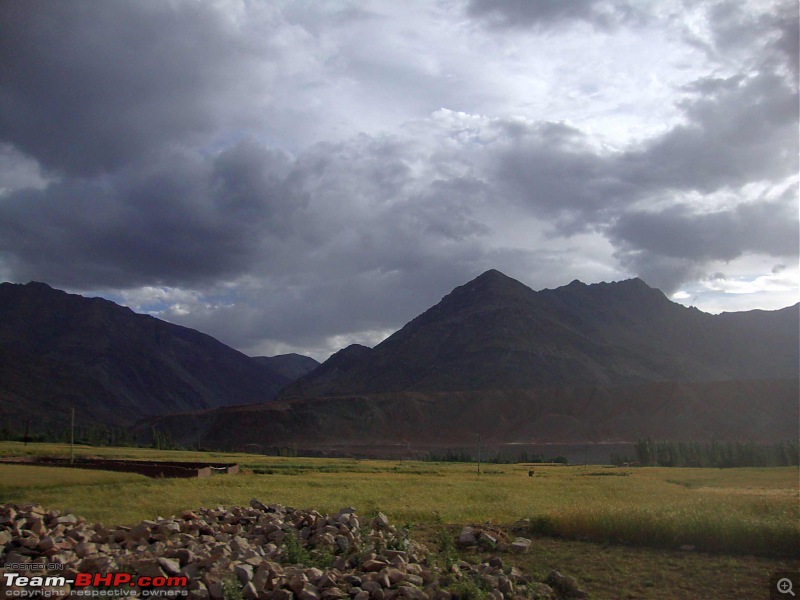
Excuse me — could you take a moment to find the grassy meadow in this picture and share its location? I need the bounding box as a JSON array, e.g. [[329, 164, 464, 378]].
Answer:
[[1, 442, 798, 599]]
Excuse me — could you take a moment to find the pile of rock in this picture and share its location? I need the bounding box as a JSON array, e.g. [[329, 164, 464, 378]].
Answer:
[[456, 526, 531, 555], [0, 502, 585, 599]]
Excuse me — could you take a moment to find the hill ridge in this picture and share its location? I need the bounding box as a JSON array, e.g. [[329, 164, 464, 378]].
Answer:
[[0, 281, 308, 433], [280, 269, 798, 397]]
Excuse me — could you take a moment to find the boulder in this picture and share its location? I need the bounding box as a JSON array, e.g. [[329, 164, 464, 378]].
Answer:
[[510, 537, 531, 553]]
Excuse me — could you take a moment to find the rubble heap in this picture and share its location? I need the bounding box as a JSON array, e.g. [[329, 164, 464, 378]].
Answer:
[[0, 502, 586, 599]]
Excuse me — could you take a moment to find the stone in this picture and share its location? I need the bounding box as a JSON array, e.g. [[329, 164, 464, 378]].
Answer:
[[242, 582, 259, 599], [386, 568, 406, 585], [207, 581, 224, 599], [497, 577, 513, 595], [511, 519, 530, 532], [510, 537, 531, 553], [507, 566, 524, 579], [362, 559, 389, 572], [155, 556, 181, 576], [299, 583, 321, 600], [55, 515, 78, 525], [180, 562, 202, 579], [316, 572, 338, 589], [487, 557, 503, 570], [385, 550, 407, 564], [526, 583, 555, 600], [457, 527, 476, 545], [133, 559, 167, 579], [361, 581, 383, 595], [289, 573, 310, 595], [544, 570, 586, 598], [397, 587, 428, 600], [78, 556, 114, 573], [335, 535, 350, 553], [236, 564, 255, 585], [37, 536, 56, 552], [190, 581, 211, 599], [172, 548, 196, 566], [371, 513, 390, 530]]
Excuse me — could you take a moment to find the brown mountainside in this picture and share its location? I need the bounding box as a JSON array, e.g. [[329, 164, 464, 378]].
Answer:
[[3, 271, 797, 455], [283, 270, 798, 397], [251, 354, 320, 381], [141, 379, 799, 455], [143, 270, 798, 455], [0, 282, 300, 431]]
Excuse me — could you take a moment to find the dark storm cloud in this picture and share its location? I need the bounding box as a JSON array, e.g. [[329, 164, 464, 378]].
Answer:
[[0, 142, 301, 288], [609, 193, 800, 291], [0, 1, 277, 176], [699, 0, 799, 77], [466, 0, 644, 30], [620, 71, 798, 194], [488, 121, 628, 226]]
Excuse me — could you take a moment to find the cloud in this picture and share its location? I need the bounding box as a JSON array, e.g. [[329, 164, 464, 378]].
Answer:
[[702, 0, 799, 77], [620, 71, 798, 194], [608, 192, 799, 291], [0, 142, 304, 288], [0, 0, 797, 358], [0, 0, 314, 175], [466, 0, 645, 31]]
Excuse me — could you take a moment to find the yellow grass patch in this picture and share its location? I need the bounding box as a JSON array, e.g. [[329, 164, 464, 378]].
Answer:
[[0, 443, 797, 556]]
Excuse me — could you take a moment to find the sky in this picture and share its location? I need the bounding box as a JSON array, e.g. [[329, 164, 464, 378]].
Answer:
[[0, 0, 798, 361]]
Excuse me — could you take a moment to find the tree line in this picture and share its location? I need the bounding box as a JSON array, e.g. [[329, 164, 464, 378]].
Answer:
[[621, 438, 800, 468], [0, 420, 179, 450], [422, 449, 568, 464]]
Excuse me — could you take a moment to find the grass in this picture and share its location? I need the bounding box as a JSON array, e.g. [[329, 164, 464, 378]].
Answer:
[[0, 443, 796, 557], [0, 442, 798, 598]]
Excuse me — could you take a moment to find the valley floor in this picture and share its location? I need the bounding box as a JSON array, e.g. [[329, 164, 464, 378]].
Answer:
[[1, 442, 797, 599]]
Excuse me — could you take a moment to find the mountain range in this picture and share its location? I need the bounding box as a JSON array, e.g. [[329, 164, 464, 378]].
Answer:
[[282, 269, 797, 397], [0, 281, 317, 432], [140, 270, 797, 455], [1, 271, 797, 456]]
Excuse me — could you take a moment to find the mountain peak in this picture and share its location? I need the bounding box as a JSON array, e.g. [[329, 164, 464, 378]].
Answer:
[[25, 281, 55, 290], [457, 269, 531, 296], [281, 268, 799, 398], [474, 268, 508, 281]]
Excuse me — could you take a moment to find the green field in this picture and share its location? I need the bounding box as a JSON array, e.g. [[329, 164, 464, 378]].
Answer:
[[1, 442, 797, 599]]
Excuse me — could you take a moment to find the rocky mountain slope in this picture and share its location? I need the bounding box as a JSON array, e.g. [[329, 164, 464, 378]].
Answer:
[[143, 270, 798, 454], [283, 270, 798, 397], [0, 282, 308, 431], [252, 353, 320, 381], [141, 378, 799, 453], [4, 271, 797, 453]]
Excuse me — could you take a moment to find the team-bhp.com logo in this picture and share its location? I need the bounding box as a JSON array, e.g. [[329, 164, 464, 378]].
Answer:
[[3, 572, 189, 597]]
